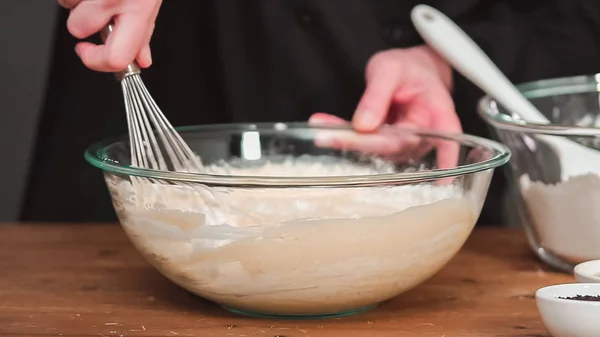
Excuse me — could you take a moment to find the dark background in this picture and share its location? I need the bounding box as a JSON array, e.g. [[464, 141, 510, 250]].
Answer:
[[3, 0, 600, 225]]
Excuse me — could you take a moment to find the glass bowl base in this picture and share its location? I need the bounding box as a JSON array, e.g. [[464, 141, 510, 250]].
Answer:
[[524, 227, 578, 273], [533, 246, 579, 273], [221, 304, 378, 320]]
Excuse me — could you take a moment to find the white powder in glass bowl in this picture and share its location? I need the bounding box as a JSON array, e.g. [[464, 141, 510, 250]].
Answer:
[[520, 173, 600, 262], [107, 156, 478, 316], [515, 113, 600, 264]]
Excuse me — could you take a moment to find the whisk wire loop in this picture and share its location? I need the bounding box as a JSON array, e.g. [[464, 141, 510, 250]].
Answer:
[[120, 74, 202, 175]]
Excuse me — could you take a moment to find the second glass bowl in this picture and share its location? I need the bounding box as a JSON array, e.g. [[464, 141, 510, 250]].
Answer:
[[479, 74, 600, 272]]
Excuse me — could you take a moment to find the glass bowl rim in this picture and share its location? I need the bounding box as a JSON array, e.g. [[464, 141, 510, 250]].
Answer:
[[478, 73, 600, 136], [84, 122, 510, 187]]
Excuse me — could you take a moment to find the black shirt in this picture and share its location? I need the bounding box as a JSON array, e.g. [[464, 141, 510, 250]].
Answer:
[[22, 0, 600, 224]]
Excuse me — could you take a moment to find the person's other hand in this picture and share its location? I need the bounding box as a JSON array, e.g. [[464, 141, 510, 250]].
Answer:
[[58, 0, 162, 72], [309, 46, 461, 169]]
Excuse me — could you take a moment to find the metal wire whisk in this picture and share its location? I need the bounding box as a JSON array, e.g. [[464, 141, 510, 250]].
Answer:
[[101, 24, 203, 173]]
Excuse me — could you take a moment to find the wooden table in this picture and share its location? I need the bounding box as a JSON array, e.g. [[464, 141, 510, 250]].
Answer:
[[0, 224, 572, 337]]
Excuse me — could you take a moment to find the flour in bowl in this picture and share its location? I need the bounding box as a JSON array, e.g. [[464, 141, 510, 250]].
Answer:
[[520, 173, 600, 262], [106, 156, 479, 315], [514, 113, 600, 263]]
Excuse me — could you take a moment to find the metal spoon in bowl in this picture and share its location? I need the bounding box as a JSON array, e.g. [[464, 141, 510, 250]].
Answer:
[[410, 4, 600, 183]]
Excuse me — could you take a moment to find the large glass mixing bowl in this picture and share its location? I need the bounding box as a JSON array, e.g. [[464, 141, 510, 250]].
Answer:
[[479, 74, 600, 272], [85, 122, 510, 319]]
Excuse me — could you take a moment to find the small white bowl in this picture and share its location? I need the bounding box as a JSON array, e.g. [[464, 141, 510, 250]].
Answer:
[[574, 260, 600, 283], [536, 283, 600, 337]]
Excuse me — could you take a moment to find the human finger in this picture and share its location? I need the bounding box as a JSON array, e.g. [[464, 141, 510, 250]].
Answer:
[[308, 113, 422, 160], [308, 112, 348, 126], [427, 92, 461, 171], [76, 13, 149, 72], [57, 0, 82, 9], [352, 52, 403, 132], [66, 0, 114, 39], [390, 74, 459, 168], [136, 28, 154, 68], [135, 0, 161, 67], [400, 82, 460, 185]]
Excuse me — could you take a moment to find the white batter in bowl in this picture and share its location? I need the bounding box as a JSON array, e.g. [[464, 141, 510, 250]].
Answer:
[[86, 122, 509, 318]]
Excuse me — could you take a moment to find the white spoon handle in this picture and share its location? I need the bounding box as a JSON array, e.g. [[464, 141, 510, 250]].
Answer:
[[410, 5, 548, 124]]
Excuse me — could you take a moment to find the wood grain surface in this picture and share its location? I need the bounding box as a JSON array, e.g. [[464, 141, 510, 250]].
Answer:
[[0, 224, 572, 337]]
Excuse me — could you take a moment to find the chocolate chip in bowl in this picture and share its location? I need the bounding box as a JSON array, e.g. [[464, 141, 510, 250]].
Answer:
[[558, 294, 600, 301], [536, 283, 600, 337]]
